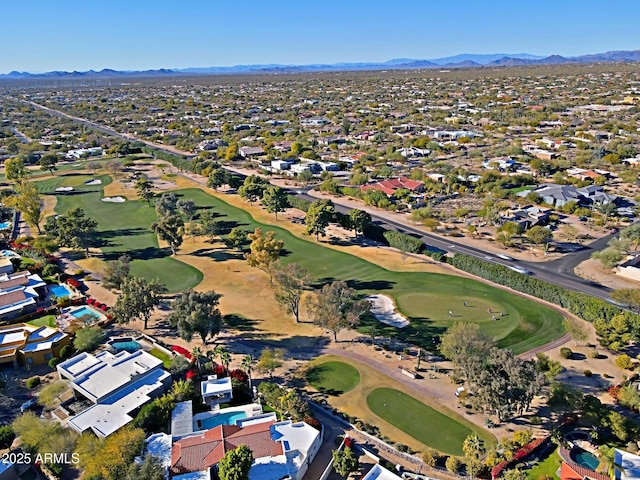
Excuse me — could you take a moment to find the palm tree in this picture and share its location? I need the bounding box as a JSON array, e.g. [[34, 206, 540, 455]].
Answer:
[[219, 350, 231, 372], [191, 346, 203, 374], [598, 445, 625, 480], [463, 434, 485, 461], [241, 355, 255, 390]]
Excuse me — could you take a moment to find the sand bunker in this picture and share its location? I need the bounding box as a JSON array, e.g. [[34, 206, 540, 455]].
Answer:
[[101, 196, 126, 203], [85, 179, 102, 185], [366, 294, 409, 328], [55, 187, 73, 192]]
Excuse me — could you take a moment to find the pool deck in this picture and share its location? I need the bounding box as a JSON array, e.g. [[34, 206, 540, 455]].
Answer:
[[558, 447, 607, 480]]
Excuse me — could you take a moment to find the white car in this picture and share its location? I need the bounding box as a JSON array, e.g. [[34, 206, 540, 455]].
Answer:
[[496, 253, 514, 261], [508, 265, 531, 275]]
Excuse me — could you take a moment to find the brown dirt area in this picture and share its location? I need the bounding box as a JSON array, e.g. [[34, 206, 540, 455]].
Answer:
[[575, 258, 640, 290]]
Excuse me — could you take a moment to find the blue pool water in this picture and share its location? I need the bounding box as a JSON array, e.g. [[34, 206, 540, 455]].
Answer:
[[199, 411, 248, 430], [50, 284, 72, 297], [571, 448, 600, 471], [111, 340, 141, 352], [70, 306, 101, 320], [0, 221, 11, 230]]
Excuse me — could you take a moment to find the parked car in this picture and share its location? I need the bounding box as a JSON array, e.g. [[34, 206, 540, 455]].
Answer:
[[20, 397, 38, 413]]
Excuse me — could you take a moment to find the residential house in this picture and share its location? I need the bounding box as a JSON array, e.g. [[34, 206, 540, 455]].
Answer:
[[396, 147, 430, 158], [169, 419, 321, 480], [576, 185, 619, 205], [200, 375, 233, 408], [65, 147, 103, 159], [521, 184, 578, 207], [0, 323, 70, 367], [270, 160, 293, 171], [0, 271, 48, 321], [614, 448, 640, 480], [616, 255, 640, 282], [483, 156, 516, 171], [56, 350, 171, 437], [300, 117, 329, 127], [500, 205, 551, 230], [566, 167, 610, 182], [361, 464, 404, 480], [360, 177, 425, 197], [239, 146, 265, 159]]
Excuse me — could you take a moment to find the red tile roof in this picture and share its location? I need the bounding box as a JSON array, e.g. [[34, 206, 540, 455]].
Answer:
[[170, 421, 283, 477], [360, 177, 424, 196]]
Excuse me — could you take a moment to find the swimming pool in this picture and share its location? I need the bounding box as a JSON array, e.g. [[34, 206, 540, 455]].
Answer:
[[111, 340, 142, 352], [50, 284, 72, 298], [0, 221, 11, 230], [571, 448, 599, 471], [198, 411, 248, 430], [70, 306, 102, 321]]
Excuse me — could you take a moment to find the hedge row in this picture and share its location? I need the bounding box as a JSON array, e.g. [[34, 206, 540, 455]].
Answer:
[[287, 195, 311, 213], [140, 146, 193, 172], [449, 253, 638, 325]]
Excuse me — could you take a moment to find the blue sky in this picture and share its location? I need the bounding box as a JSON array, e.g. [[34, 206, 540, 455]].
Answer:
[[1, 0, 639, 73]]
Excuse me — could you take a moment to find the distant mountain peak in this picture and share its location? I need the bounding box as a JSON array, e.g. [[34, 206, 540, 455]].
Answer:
[[2, 48, 640, 80]]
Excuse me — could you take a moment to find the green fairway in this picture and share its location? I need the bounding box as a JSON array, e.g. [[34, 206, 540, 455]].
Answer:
[[306, 361, 360, 395], [167, 188, 565, 353], [38, 174, 202, 293], [367, 388, 478, 456]]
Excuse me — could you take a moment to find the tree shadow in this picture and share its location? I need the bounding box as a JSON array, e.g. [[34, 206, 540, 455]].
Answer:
[[190, 248, 244, 262], [223, 313, 259, 332], [346, 279, 395, 291]]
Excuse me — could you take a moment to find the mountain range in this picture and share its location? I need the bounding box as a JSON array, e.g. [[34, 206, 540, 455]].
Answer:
[[3, 49, 640, 80]]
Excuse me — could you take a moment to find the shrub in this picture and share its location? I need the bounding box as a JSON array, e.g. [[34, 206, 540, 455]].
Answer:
[[589, 349, 600, 359], [42, 263, 60, 277], [445, 456, 462, 473], [74, 269, 85, 276], [422, 448, 440, 467], [48, 358, 59, 369], [26, 376, 41, 388], [560, 348, 573, 359], [616, 354, 634, 370], [59, 345, 72, 359], [584, 370, 593, 377], [0, 425, 15, 449]]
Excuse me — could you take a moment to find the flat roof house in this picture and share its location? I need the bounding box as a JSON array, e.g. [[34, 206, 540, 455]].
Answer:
[[0, 323, 70, 367], [56, 350, 171, 437], [0, 271, 47, 321]]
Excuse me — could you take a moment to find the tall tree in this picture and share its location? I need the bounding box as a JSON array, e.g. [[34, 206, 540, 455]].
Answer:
[[6, 180, 43, 233], [463, 434, 485, 460], [348, 209, 371, 238], [224, 227, 249, 251], [272, 262, 310, 323], [245, 228, 284, 282], [85, 161, 102, 175], [176, 198, 197, 220], [39, 153, 58, 175], [218, 444, 253, 480], [256, 347, 285, 378], [305, 199, 335, 240], [74, 326, 106, 352], [111, 276, 166, 329], [151, 214, 184, 254], [126, 455, 165, 480], [135, 177, 154, 205], [155, 192, 178, 217], [306, 281, 370, 341], [101, 254, 131, 290], [44, 206, 98, 256], [332, 447, 360, 478], [207, 167, 228, 191], [261, 186, 289, 220], [242, 354, 255, 389], [168, 290, 223, 345], [238, 175, 268, 204], [440, 322, 493, 387], [105, 159, 123, 178], [199, 210, 222, 242], [5, 157, 27, 183], [526, 225, 553, 251]]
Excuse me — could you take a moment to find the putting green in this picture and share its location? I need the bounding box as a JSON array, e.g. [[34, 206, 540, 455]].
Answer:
[[306, 361, 360, 395], [367, 388, 472, 456]]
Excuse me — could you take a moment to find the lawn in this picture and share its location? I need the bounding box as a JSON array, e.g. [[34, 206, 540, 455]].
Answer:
[[37, 174, 203, 293], [527, 445, 560, 480], [27, 315, 56, 327], [367, 388, 474, 456], [306, 361, 360, 395], [170, 188, 565, 354], [149, 348, 172, 368]]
